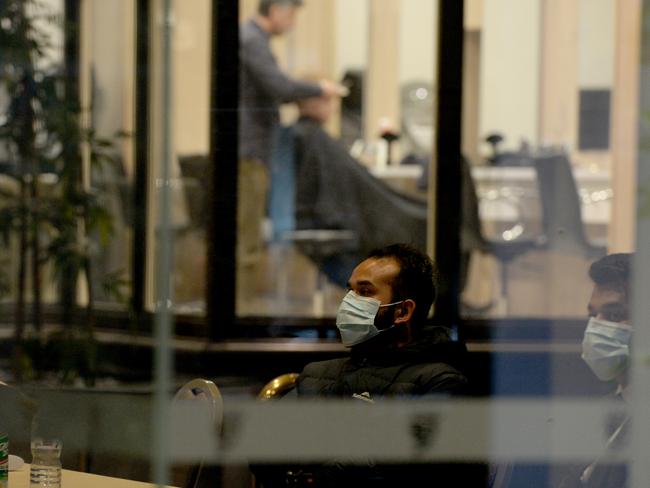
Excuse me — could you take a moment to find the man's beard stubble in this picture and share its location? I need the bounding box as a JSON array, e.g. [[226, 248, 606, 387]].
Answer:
[[374, 305, 396, 331]]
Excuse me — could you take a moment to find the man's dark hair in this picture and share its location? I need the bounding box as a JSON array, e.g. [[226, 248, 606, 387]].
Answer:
[[588, 253, 633, 299], [367, 243, 438, 325], [258, 0, 303, 16]]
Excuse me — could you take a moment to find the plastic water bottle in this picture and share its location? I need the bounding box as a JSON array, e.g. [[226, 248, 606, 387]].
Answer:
[[0, 431, 8, 488], [29, 439, 61, 488]]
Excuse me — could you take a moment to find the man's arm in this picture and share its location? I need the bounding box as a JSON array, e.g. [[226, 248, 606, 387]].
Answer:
[[242, 34, 322, 103]]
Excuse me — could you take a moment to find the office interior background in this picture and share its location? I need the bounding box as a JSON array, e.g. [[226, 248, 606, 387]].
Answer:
[[0, 0, 649, 487]]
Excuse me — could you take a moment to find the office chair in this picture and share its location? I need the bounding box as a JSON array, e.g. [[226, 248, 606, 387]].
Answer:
[[172, 378, 223, 488], [488, 462, 514, 488], [252, 374, 301, 488], [267, 125, 358, 315], [484, 133, 533, 167], [173, 378, 223, 422], [460, 157, 545, 313], [257, 373, 299, 400], [177, 154, 210, 229], [464, 150, 609, 315], [532, 152, 607, 258]]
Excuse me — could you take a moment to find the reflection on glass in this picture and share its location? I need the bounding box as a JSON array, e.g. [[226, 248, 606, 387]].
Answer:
[[147, 0, 212, 315], [460, 0, 617, 319], [2, 1, 648, 487], [0, 2, 164, 486], [236, 0, 436, 319], [0, 0, 133, 386], [82, 0, 136, 310]]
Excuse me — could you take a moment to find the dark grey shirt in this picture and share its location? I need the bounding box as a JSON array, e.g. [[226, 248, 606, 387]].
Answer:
[[239, 19, 322, 165]]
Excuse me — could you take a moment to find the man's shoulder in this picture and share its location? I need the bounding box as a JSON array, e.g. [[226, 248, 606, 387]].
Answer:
[[296, 358, 350, 397], [404, 360, 466, 380], [300, 358, 349, 379], [402, 360, 468, 394], [240, 19, 266, 45]]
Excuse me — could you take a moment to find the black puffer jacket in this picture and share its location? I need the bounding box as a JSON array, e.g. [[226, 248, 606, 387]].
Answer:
[[297, 326, 469, 399], [253, 328, 485, 488]]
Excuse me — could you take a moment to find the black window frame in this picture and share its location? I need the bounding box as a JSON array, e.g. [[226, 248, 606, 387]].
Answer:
[[1, 0, 593, 382], [204, 0, 466, 340], [70, 0, 586, 349]]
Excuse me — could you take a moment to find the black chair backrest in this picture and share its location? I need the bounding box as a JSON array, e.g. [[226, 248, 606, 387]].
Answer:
[[178, 154, 209, 229], [460, 156, 488, 252], [533, 152, 592, 253], [258, 373, 299, 400]]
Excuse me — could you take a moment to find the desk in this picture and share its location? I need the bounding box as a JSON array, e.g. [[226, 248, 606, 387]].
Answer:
[[10, 464, 177, 488], [369, 165, 422, 179], [471, 166, 611, 225], [369, 164, 425, 196]]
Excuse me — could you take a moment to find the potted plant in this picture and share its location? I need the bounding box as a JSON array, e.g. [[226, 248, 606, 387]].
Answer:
[[0, 0, 124, 386]]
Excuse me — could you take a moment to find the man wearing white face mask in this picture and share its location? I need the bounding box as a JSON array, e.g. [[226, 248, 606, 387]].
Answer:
[[582, 253, 632, 390], [299, 243, 470, 398], [255, 243, 484, 487], [557, 252, 633, 488]]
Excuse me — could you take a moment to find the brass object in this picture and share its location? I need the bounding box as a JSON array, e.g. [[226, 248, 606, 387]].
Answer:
[[258, 373, 299, 400]]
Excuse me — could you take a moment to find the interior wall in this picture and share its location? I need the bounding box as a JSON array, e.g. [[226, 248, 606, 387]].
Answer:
[[572, 0, 615, 170], [173, 0, 212, 156], [289, 1, 337, 80], [239, 0, 439, 147], [608, 0, 642, 252], [161, 0, 621, 161], [335, 0, 369, 80], [365, 0, 401, 142], [240, 0, 257, 22], [238, 0, 616, 159], [479, 0, 542, 153], [399, 0, 437, 85], [465, 0, 483, 31], [463, 31, 482, 165], [578, 0, 615, 89], [462, 0, 483, 165], [87, 0, 130, 137], [538, 0, 579, 151]]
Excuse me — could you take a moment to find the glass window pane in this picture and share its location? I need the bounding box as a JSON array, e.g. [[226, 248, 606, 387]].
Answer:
[[81, 0, 136, 311], [2, 1, 159, 485], [4, 1, 649, 487], [147, 0, 212, 316], [458, 0, 641, 484], [0, 0, 65, 313], [460, 0, 628, 320], [236, 0, 438, 320]]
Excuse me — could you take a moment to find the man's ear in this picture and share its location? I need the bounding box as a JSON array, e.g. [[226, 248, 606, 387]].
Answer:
[[394, 299, 416, 325]]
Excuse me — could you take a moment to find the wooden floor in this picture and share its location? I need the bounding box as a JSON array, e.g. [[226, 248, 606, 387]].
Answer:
[[174, 229, 594, 320], [235, 243, 347, 318], [462, 250, 594, 319]]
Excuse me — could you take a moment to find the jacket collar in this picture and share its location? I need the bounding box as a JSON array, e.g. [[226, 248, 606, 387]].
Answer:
[[350, 326, 468, 372]]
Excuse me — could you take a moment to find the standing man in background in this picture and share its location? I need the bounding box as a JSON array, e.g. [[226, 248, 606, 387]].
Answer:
[[239, 0, 341, 267]]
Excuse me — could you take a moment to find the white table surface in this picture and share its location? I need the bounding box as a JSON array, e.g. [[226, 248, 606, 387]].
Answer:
[[471, 166, 610, 183], [9, 463, 177, 488], [471, 166, 611, 225]]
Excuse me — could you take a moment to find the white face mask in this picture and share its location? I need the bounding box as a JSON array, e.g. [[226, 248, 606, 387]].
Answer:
[[335, 291, 403, 347], [581, 317, 632, 382]]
